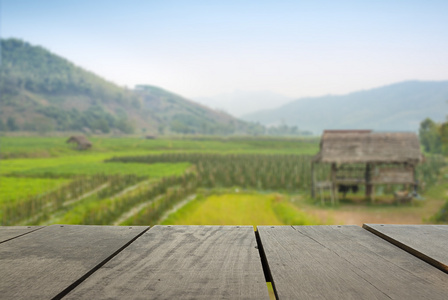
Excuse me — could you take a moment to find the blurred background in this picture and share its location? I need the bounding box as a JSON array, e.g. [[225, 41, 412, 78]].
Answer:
[[0, 0, 447, 229]]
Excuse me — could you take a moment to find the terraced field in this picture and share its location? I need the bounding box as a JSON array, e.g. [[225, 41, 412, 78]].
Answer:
[[1, 136, 446, 226]]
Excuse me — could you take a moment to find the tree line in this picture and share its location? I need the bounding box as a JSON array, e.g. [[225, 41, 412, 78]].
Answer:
[[419, 118, 448, 155]]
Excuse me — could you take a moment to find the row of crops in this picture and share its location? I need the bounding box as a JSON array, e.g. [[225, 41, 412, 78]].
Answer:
[[1, 171, 199, 226], [2, 153, 445, 226], [1, 174, 146, 225], [108, 153, 445, 193], [108, 153, 315, 192]]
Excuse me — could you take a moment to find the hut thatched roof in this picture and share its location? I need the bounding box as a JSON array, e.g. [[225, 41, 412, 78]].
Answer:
[[313, 130, 422, 164], [66, 135, 92, 150]]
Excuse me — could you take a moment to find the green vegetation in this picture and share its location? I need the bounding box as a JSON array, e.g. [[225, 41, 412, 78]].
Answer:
[[108, 153, 314, 191], [271, 197, 321, 225], [161, 193, 318, 226], [0, 177, 68, 205], [0, 136, 319, 159], [0, 38, 314, 136], [50, 174, 196, 225], [1, 39, 129, 99], [1, 38, 137, 133], [10, 162, 190, 178], [432, 201, 448, 223], [426, 166, 448, 223], [2, 175, 111, 225], [416, 155, 446, 190], [1, 136, 446, 226], [109, 152, 444, 195], [419, 118, 448, 155]]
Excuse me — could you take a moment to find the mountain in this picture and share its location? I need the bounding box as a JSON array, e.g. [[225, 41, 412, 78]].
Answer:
[[194, 90, 293, 117], [0, 38, 260, 135], [134, 85, 252, 135], [242, 81, 448, 134]]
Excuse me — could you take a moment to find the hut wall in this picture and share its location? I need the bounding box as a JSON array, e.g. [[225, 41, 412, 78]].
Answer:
[[371, 167, 414, 184]]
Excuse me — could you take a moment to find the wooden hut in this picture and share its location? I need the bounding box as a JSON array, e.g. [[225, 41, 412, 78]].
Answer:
[[66, 135, 92, 150], [311, 130, 422, 203]]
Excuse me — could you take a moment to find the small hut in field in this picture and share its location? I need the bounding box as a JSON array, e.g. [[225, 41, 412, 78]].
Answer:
[[311, 130, 422, 203], [66, 135, 92, 150]]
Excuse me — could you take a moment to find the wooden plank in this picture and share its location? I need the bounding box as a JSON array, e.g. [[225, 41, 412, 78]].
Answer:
[[0, 226, 44, 244], [258, 225, 448, 299], [65, 225, 270, 300], [363, 224, 448, 273], [0, 224, 148, 300]]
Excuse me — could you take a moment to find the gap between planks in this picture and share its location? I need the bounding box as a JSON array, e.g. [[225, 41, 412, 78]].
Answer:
[[363, 224, 448, 274], [52, 226, 150, 300]]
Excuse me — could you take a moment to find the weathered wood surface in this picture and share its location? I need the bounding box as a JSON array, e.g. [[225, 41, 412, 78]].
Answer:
[[364, 224, 448, 273], [0, 226, 43, 244], [0, 225, 148, 300], [65, 225, 269, 300], [258, 225, 448, 299], [371, 167, 414, 184]]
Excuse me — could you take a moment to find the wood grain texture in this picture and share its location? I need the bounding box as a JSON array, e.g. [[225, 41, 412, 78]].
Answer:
[[0, 225, 148, 300], [363, 224, 448, 273], [65, 225, 270, 300], [0, 226, 43, 244], [258, 225, 448, 300]]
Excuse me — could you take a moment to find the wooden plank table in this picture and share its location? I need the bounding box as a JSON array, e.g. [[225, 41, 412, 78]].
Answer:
[[0, 225, 148, 300], [65, 225, 269, 300], [0, 226, 43, 244], [364, 224, 448, 273], [258, 225, 448, 299], [1, 224, 447, 299]]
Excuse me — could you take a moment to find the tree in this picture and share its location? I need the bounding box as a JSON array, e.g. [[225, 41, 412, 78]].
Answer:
[[440, 121, 448, 155], [0, 119, 6, 131], [116, 118, 134, 134], [419, 118, 442, 154], [7, 117, 19, 131]]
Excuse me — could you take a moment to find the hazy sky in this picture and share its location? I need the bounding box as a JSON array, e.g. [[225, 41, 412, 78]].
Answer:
[[2, 0, 448, 100]]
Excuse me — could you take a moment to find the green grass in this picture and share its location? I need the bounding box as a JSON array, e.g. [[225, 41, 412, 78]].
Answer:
[[0, 136, 319, 159], [0, 177, 68, 204], [161, 192, 321, 226], [2, 136, 444, 227], [51, 194, 103, 225], [427, 167, 448, 223], [0, 152, 159, 175], [272, 197, 322, 225], [9, 162, 191, 178]]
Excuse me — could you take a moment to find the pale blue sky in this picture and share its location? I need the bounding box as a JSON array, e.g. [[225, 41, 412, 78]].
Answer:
[[1, 0, 447, 101]]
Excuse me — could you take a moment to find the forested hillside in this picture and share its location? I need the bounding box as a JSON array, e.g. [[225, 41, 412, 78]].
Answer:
[[0, 38, 262, 135], [134, 85, 258, 135]]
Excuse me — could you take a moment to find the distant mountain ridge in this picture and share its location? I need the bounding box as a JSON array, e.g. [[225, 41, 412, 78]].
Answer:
[[0, 38, 260, 135], [242, 81, 448, 134]]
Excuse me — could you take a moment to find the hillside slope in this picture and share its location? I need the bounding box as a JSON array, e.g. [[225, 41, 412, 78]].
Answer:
[[0, 38, 256, 135], [194, 90, 293, 117], [242, 81, 448, 134]]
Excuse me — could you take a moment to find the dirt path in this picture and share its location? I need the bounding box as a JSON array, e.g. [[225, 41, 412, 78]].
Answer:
[[109, 179, 153, 200], [302, 164, 448, 226], [63, 183, 110, 207], [19, 183, 110, 225], [301, 197, 446, 226]]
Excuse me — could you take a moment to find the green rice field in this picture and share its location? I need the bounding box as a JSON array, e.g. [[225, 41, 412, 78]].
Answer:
[[0, 177, 68, 205], [161, 193, 321, 226], [9, 162, 190, 178], [0, 135, 447, 226]]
